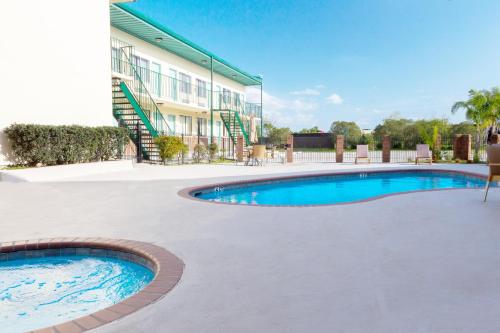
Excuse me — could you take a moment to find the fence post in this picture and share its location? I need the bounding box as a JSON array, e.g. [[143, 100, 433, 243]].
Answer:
[[382, 135, 391, 163], [236, 136, 244, 162], [286, 134, 294, 163], [336, 135, 344, 163], [453, 134, 472, 161]]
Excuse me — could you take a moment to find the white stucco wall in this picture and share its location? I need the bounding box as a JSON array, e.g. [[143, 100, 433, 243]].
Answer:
[[0, 1, 114, 165]]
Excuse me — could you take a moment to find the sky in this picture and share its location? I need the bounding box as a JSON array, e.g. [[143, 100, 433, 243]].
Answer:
[[125, 0, 500, 131]]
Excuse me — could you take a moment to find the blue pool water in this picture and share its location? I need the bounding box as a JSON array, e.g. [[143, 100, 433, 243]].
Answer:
[[194, 171, 488, 206], [0, 255, 154, 333]]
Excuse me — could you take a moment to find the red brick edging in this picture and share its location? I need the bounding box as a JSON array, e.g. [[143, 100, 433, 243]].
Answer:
[[0, 238, 184, 333], [178, 168, 488, 207]]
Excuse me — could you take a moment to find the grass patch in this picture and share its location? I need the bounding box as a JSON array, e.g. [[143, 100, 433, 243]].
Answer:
[[0, 164, 30, 170]]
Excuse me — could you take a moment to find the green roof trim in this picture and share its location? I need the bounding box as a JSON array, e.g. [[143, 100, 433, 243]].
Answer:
[[111, 3, 262, 86]]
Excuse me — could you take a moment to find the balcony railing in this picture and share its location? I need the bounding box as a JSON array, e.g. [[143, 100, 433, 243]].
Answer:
[[111, 56, 262, 119]]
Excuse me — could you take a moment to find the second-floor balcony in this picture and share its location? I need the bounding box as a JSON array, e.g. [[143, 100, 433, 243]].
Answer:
[[111, 56, 262, 119]]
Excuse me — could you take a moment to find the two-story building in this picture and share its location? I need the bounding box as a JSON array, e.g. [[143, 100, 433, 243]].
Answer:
[[0, 1, 262, 164], [109, 4, 263, 162]]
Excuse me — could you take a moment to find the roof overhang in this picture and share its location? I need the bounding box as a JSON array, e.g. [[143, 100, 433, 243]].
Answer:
[[110, 4, 262, 86]]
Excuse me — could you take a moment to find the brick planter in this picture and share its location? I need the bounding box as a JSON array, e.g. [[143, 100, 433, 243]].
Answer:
[[335, 135, 344, 163], [382, 136, 391, 163], [453, 134, 472, 161], [286, 134, 294, 163]]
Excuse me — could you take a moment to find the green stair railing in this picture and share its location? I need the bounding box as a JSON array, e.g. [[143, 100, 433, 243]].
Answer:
[[215, 94, 254, 146], [116, 47, 171, 138], [220, 110, 250, 146], [114, 111, 151, 160]]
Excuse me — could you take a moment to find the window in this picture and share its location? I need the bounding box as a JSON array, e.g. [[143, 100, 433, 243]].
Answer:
[[111, 47, 122, 73], [167, 115, 176, 135], [179, 72, 191, 94], [196, 79, 207, 98], [132, 55, 150, 83], [223, 88, 231, 105], [233, 92, 241, 108], [197, 118, 208, 137], [179, 115, 192, 135]]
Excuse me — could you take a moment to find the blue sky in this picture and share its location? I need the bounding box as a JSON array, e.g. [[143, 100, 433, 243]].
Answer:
[[126, 0, 500, 131]]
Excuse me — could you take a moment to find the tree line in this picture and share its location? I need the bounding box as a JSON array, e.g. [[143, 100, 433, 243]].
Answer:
[[264, 87, 500, 161], [264, 119, 475, 148]]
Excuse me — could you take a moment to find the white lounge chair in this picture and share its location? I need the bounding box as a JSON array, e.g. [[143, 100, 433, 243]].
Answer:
[[416, 144, 432, 164], [484, 144, 500, 202], [355, 145, 370, 164]]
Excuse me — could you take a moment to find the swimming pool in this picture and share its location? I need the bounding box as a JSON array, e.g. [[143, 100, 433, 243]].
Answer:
[[0, 255, 153, 333], [190, 170, 488, 206]]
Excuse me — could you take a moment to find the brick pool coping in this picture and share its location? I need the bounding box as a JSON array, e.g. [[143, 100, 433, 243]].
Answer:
[[179, 168, 489, 207], [0, 237, 184, 333]]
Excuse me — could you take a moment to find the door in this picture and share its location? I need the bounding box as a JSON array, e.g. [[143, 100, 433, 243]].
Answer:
[[167, 115, 176, 135], [216, 120, 222, 146], [151, 62, 161, 97], [215, 85, 221, 109], [169, 69, 178, 101]]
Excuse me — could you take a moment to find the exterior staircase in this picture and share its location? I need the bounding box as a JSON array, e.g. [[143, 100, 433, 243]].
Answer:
[[219, 109, 251, 147], [112, 79, 161, 162], [111, 45, 171, 163]]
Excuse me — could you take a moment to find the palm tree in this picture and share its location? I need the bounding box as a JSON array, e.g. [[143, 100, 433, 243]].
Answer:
[[451, 88, 500, 161], [486, 87, 500, 131]]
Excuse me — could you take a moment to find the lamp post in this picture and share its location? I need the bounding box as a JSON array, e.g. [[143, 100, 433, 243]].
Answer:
[[260, 82, 263, 140]]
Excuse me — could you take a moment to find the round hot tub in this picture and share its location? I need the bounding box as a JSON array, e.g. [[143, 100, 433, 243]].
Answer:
[[0, 238, 183, 333]]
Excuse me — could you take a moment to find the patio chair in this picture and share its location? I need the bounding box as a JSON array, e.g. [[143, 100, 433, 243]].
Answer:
[[484, 144, 500, 202], [252, 145, 266, 166], [355, 145, 370, 164], [416, 144, 432, 164]]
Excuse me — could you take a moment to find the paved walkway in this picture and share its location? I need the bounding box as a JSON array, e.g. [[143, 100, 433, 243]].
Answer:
[[1, 163, 500, 333]]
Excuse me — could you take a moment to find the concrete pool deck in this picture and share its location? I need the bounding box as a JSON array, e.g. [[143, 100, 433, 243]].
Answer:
[[1, 162, 500, 332]]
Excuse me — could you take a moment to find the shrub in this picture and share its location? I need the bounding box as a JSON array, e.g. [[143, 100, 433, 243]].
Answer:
[[208, 143, 218, 162], [154, 135, 187, 163], [193, 144, 208, 163], [4, 124, 128, 166]]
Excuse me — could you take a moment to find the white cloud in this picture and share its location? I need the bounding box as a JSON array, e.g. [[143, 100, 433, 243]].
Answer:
[[290, 99, 318, 112], [315, 84, 326, 89], [289, 88, 321, 96], [246, 87, 318, 129], [326, 93, 343, 105]]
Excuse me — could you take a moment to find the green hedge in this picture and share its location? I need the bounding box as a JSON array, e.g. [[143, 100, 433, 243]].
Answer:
[[4, 124, 129, 166]]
